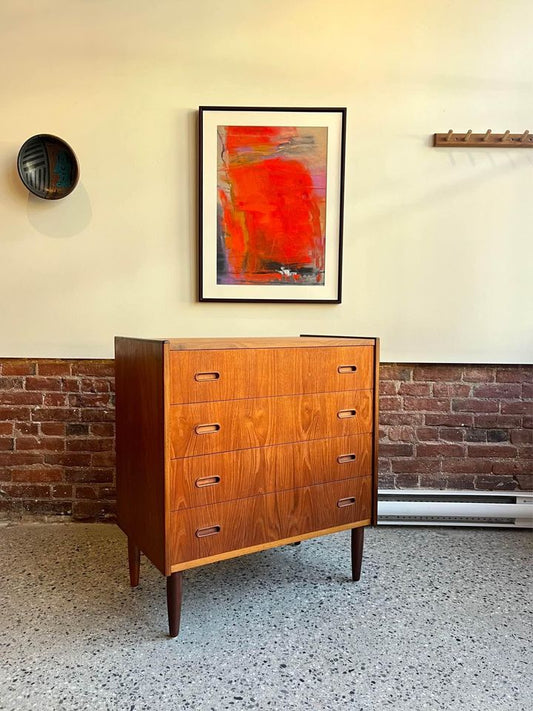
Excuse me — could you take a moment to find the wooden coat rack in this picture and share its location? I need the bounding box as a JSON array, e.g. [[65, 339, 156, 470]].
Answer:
[[434, 130, 533, 147]]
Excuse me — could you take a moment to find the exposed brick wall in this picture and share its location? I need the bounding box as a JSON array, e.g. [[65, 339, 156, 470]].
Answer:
[[380, 364, 532, 491], [0, 359, 531, 522], [0, 359, 115, 521]]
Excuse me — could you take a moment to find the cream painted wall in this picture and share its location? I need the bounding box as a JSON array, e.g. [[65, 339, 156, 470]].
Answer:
[[1, 0, 532, 362]]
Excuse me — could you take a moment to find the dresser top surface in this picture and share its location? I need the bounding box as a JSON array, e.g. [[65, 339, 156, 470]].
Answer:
[[116, 336, 377, 351]]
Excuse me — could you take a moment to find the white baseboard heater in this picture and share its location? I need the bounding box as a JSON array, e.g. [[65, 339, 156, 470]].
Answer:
[[378, 489, 533, 528]]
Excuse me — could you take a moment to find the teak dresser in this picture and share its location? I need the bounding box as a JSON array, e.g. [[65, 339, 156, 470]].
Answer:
[[115, 335, 379, 637]]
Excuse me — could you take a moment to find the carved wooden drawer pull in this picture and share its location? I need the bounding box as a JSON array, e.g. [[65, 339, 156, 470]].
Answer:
[[337, 496, 356, 508], [337, 453, 357, 464], [194, 371, 220, 382], [195, 423, 221, 435], [337, 365, 357, 374], [195, 475, 221, 488], [195, 525, 221, 538], [337, 409, 356, 419]]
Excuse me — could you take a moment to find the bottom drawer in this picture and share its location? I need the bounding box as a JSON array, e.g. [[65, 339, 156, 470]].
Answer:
[[169, 477, 372, 565]]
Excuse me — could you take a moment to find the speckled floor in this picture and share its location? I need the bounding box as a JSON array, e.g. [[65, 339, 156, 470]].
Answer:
[[0, 523, 531, 711]]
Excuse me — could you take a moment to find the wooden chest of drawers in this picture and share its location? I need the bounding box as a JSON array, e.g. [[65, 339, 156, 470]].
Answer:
[[115, 335, 379, 637]]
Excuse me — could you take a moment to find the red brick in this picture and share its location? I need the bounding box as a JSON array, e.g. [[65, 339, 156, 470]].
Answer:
[[11, 468, 63, 482], [0, 422, 13, 435], [67, 438, 114, 452], [0, 376, 24, 390], [25, 377, 62, 392], [90, 423, 114, 437], [75, 486, 99, 499], [0, 452, 43, 466], [446, 474, 476, 489], [378, 458, 392, 474], [380, 413, 424, 426], [6, 484, 51, 498], [522, 446, 533, 458], [61, 378, 81, 392], [524, 417, 533, 429], [37, 362, 72, 376], [523, 383, 533, 399], [44, 453, 92, 467], [433, 383, 471, 398], [379, 381, 398, 396], [0, 437, 14, 451], [418, 474, 448, 489], [463, 367, 495, 382], [415, 427, 439, 441], [1, 361, 36, 376], [380, 365, 412, 381], [398, 383, 432, 396], [40, 423, 66, 436], [0, 391, 43, 405], [64, 468, 114, 483], [496, 367, 533, 383], [452, 399, 499, 413], [14, 422, 39, 436], [80, 378, 111, 393], [476, 476, 518, 491], [68, 393, 111, 408], [72, 500, 116, 520], [385, 426, 416, 442], [43, 393, 68, 407], [417, 443, 465, 458], [425, 413, 473, 427], [403, 397, 450, 412], [80, 409, 115, 422], [474, 414, 522, 429], [510, 429, 533, 445], [442, 459, 492, 474], [0, 406, 31, 420], [51, 484, 73, 498], [438, 427, 464, 442], [467, 444, 517, 458], [31, 408, 78, 422], [98, 486, 116, 499], [71, 361, 115, 377], [492, 461, 530, 475], [501, 401, 532, 415], [378, 473, 395, 488], [380, 443, 413, 457], [391, 458, 439, 474], [413, 365, 463, 381], [91, 451, 116, 466], [15, 436, 64, 452], [473, 384, 521, 399], [395, 473, 420, 488], [516, 474, 533, 489]]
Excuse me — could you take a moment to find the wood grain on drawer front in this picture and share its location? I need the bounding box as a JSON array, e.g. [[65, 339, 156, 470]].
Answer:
[[169, 434, 372, 510], [168, 346, 374, 403], [168, 390, 373, 458], [169, 477, 372, 565]]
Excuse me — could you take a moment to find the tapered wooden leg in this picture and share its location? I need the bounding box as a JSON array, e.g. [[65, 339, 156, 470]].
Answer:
[[166, 572, 183, 638], [351, 527, 364, 582], [128, 538, 140, 587]]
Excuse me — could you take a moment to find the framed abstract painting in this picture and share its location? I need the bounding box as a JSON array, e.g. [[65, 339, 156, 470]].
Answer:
[[198, 106, 346, 303]]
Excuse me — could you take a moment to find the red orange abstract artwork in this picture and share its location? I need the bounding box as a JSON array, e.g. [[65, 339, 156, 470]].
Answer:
[[216, 125, 328, 286]]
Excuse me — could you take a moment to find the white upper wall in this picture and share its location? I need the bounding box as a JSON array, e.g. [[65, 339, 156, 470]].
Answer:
[[1, 0, 531, 362]]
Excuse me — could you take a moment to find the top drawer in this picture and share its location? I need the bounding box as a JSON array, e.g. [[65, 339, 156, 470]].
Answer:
[[168, 345, 374, 404]]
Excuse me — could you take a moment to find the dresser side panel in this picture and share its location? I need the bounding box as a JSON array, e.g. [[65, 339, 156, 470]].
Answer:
[[115, 337, 166, 574]]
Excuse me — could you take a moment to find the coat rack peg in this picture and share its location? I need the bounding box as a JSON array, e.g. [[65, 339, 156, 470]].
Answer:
[[434, 129, 533, 147]]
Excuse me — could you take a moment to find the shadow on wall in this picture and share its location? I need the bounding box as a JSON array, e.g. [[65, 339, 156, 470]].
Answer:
[[0, 144, 92, 239]]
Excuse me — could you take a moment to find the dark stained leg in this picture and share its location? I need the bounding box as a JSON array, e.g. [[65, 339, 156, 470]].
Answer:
[[351, 527, 364, 582], [128, 538, 140, 587], [166, 572, 183, 638]]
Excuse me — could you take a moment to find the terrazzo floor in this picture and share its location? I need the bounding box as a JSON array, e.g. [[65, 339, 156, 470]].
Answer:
[[0, 522, 531, 711]]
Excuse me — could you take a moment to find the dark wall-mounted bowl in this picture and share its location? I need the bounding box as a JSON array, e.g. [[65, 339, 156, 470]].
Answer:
[[17, 134, 79, 199]]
